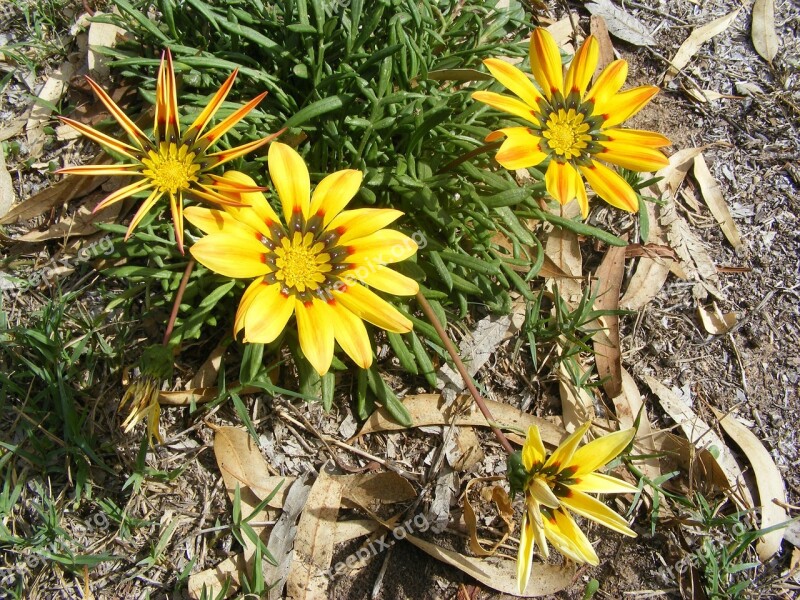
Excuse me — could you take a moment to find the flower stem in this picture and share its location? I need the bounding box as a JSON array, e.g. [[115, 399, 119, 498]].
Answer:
[[415, 291, 515, 455], [163, 259, 196, 346]]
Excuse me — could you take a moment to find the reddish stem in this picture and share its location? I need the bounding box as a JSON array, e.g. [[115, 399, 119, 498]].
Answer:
[[163, 259, 196, 346]]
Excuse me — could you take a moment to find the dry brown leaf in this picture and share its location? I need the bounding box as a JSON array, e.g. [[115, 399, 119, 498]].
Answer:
[[752, 0, 779, 63], [697, 302, 737, 335], [682, 85, 738, 103], [87, 17, 126, 78], [0, 149, 15, 219], [612, 369, 661, 481], [356, 393, 564, 447], [452, 427, 484, 472], [654, 432, 731, 494], [0, 118, 26, 143], [15, 201, 123, 242], [26, 61, 74, 158], [462, 478, 512, 557], [585, 0, 656, 46], [189, 342, 228, 389], [558, 361, 595, 433], [590, 15, 616, 74], [545, 14, 578, 48], [214, 426, 289, 504], [188, 554, 245, 599], [665, 9, 742, 82], [620, 202, 673, 310], [657, 147, 706, 199], [592, 244, 626, 397], [693, 154, 744, 251], [286, 468, 343, 600], [712, 408, 788, 560], [544, 202, 582, 304], [340, 471, 417, 509]]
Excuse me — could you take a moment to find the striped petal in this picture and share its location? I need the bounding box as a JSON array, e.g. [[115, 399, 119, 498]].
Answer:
[[83, 77, 149, 150], [58, 117, 140, 160], [599, 140, 669, 172], [545, 160, 578, 205], [529, 478, 559, 509], [242, 282, 295, 344], [357, 265, 419, 295], [544, 509, 599, 565], [201, 92, 268, 148], [154, 50, 180, 143], [495, 128, 547, 170], [471, 91, 540, 125], [565, 36, 599, 97], [482, 58, 543, 108], [56, 163, 141, 177], [333, 283, 412, 333], [521, 425, 546, 470], [516, 511, 536, 595], [569, 427, 636, 476], [543, 420, 591, 471], [346, 229, 418, 265], [329, 299, 373, 369], [577, 179, 589, 219], [124, 188, 161, 240], [585, 59, 628, 107], [308, 169, 363, 225], [579, 160, 638, 212], [603, 128, 671, 148], [269, 142, 310, 223], [217, 171, 281, 227], [205, 134, 273, 168], [529, 28, 564, 98], [560, 489, 636, 537], [93, 178, 154, 212], [169, 193, 186, 253], [184, 69, 238, 142], [598, 86, 660, 128], [327, 208, 403, 244], [570, 472, 639, 495], [190, 233, 270, 279], [295, 297, 335, 375]]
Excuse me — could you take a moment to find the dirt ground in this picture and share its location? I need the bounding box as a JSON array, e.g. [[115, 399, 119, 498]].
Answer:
[[1, 0, 799, 599]]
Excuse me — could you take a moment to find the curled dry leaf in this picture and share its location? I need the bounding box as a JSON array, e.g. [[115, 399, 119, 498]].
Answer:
[[665, 9, 742, 82], [712, 408, 788, 561], [585, 0, 656, 46], [620, 202, 673, 311], [213, 426, 288, 504], [752, 0, 779, 63], [544, 202, 583, 305], [697, 302, 737, 335], [462, 477, 513, 557], [591, 244, 626, 397], [693, 154, 744, 252], [15, 201, 123, 242], [558, 361, 596, 433]]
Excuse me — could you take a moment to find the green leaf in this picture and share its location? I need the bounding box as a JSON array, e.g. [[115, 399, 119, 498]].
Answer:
[[283, 95, 352, 129]]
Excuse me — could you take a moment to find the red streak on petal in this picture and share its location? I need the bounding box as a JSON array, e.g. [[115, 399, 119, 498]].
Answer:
[[316, 209, 325, 217], [280, 290, 290, 298], [293, 205, 302, 213], [571, 86, 579, 94], [327, 298, 337, 306], [336, 226, 346, 235], [303, 300, 313, 308], [265, 219, 272, 227], [261, 254, 267, 263], [346, 246, 355, 255]]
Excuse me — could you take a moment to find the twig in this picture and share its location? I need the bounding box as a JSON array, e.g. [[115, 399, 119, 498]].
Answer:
[[415, 292, 515, 455]]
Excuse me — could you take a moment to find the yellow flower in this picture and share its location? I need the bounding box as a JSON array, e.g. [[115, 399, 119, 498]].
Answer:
[[473, 28, 670, 217], [58, 50, 275, 253], [513, 421, 637, 593], [184, 142, 419, 375], [119, 344, 174, 444]]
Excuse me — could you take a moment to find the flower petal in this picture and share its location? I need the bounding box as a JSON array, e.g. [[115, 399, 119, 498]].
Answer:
[[169, 193, 186, 253], [522, 425, 546, 470], [329, 299, 373, 369], [93, 178, 154, 212], [269, 142, 310, 224], [346, 230, 418, 265], [576, 179, 589, 219], [482, 58, 543, 108], [585, 59, 628, 107], [579, 160, 639, 212], [83, 77, 150, 150], [218, 171, 282, 228], [308, 169, 363, 226], [516, 511, 535, 595], [184, 206, 261, 241], [599, 140, 669, 172], [569, 427, 636, 476], [58, 117, 141, 160], [333, 283, 412, 333], [604, 128, 671, 148], [154, 50, 180, 142], [184, 69, 238, 141], [124, 188, 161, 241], [202, 92, 268, 148], [543, 420, 591, 471], [560, 489, 636, 537], [529, 28, 564, 98], [235, 277, 265, 338], [295, 297, 335, 375], [545, 160, 578, 205], [471, 91, 540, 125], [570, 472, 639, 495], [327, 208, 404, 244], [495, 128, 548, 170], [190, 233, 270, 279], [242, 282, 295, 344], [529, 477, 560, 509], [56, 164, 142, 177], [565, 35, 599, 97], [598, 86, 660, 128], [357, 265, 419, 295], [546, 508, 599, 565]]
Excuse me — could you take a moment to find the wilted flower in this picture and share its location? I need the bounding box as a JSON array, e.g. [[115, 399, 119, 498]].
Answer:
[[473, 28, 670, 217], [184, 142, 419, 375], [58, 50, 275, 252], [119, 344, 174, 444], [510, 421, 637, 593]]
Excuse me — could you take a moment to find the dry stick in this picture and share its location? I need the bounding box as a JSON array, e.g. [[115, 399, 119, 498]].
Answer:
[[415, 291, 515, 455], [163, 259, 196, 346]]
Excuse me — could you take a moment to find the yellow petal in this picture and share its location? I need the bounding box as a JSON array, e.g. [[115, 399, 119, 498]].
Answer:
[[529, 477, 560, 509], [190, 233, 270, 279], [235, 277, 266, 338], [585, 59, 628, 107], [527, 499, 548, 559], [269, 142, 310, 224], [357, 265, 419, 295], [169, 193, 185, 253], [522, 425, 546, 470], [333, 283, 412, 333], [329, 299, 373, 369], [543, 420, 591, 471], [546, 509, 599, 565], [93, 178, 154, 212], [482, 58, 543, 108], [545, 160, 578, 205], [569, 427, 636, 476], [516, 512, 535, 595], [495, 128, 547, 170], [308, 169, 363, 226], [598, 86, 660, 128], [154, 50, 180, 142], [327, 208, 403, 245], [604, 128, 671, 148], [202, 92, 268, 148], [124, 188, 161, 241], [218, 170, 282, 228], [346, 230, 418, 265], [599, 140, 669, 172], [471, 91, 540, 125], [184, 207, 263, 246], [83, 77, 149, 149], [185, 68, 238, 140], [206, 134, 273, 168], [529, 28, 564, 98], [56, 164, 142, 177], [579, 160, 639, 212], [58, 116, 140, 160], [242, 282, 295, 344], [565, 35, 599, 97], [577, 179, 589, 219], [570, 472, 639, 495], [295, 297, 335, 375], [560, 489, 636, 537]]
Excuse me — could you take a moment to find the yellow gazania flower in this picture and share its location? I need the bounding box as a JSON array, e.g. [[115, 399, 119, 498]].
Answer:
[[184, 142, 420, 375], [513, 421, 637, 593], [473, 28, 670, 217], [58, 49, 274, 253]]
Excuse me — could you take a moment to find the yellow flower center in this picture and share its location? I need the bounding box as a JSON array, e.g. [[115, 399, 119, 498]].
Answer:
[[542, 108, 592, 160], [141, 143, 200, 194], [273, 231, 332, 293]]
